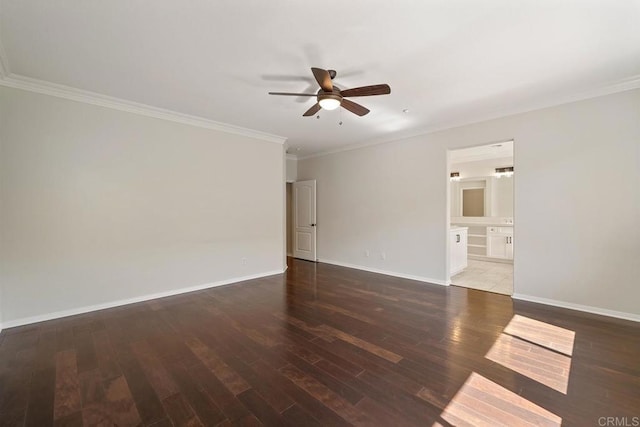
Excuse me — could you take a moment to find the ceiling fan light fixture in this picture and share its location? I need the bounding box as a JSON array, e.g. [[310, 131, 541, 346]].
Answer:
[[318, 94, 342, 110]]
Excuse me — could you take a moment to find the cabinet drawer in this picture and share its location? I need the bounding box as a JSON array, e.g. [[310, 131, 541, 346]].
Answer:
[[487, 226, 513, 235]]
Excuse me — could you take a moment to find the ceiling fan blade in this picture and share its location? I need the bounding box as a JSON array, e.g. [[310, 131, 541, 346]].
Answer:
[[268, 92, 317, 96], [303, 103, 322, 117], [341, 99, 370, 116], [311, 67, 333, 92], [341, 84, 391, 97]]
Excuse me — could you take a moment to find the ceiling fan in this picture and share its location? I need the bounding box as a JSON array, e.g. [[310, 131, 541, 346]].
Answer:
[[268, 67, 391, 117]]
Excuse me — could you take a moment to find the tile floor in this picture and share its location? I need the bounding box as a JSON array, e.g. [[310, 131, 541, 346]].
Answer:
[[452, 259, 513, 295]]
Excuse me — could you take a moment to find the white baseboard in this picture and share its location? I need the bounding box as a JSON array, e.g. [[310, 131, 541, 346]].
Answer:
[[512, 293, 640, 323], [1, 269, 285, 330], [318, 259, 448, 286]]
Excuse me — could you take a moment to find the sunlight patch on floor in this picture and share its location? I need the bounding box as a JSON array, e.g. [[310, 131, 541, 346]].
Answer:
[[434, 372, 562, 427], [504, 314, 575, 356], [486, 315, 575, 394], [486, 333, 571, 393]]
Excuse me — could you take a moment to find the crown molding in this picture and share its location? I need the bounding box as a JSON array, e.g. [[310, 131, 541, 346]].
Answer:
[[0, 73, 287, 145], [285, 154, 298, 161], [298, 75, 640, 161]]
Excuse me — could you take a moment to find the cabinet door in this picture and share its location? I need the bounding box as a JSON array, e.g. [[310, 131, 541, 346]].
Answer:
[[450, 232, 460, 273], [488, 235, 509, 258], [458, 231, 468, 269], [450, 230, 468, 274]]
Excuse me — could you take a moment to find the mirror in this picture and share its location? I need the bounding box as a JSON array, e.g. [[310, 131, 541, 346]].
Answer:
[[462, 188, 485, 217], [450, 176, 514, 218]]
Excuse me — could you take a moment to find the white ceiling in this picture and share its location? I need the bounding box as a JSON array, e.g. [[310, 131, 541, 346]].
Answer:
[[450, 140, 513, 163], [1, 1, 639, 157]]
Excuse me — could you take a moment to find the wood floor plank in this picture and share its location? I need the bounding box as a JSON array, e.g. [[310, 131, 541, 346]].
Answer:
[[317, 324, 403, 363], [81, 375, 142, 427], [279, 363, 371, 425], [114, 348, 167, 425], [281, 404, 322, 427], [184, 336, 250, 396], [0, 407, 27, 427], [232, 359, 295, 414], [237, 389, 290, 427], [278, 348, 364, 405], [91, 330, 122, 382], [131, 340, 180, 400], [25, 330, 57, 427], [356, 396, 418, 427], [53, 350, 82, 420], [186, 361, 252, 422], [249, 359, 352, 427], [74, 330, 98, 374], [78, 369, 105, 406], [52, 411, 83, 427], [163, 361, 227, 426], [162, 393, 204, 427]]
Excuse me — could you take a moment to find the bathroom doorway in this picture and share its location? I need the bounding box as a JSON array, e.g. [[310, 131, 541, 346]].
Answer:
[[448, 141, 514, 295]]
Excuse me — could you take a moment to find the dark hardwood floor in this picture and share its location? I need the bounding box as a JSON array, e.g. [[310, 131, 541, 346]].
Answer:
[[1, 258, 638, 426]]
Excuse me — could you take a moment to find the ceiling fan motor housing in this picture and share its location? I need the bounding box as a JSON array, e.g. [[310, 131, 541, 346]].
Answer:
[[318, 92, 342, 103]]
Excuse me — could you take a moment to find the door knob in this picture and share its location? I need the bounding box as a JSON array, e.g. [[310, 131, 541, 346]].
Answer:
[[311, 224, 316, 227]]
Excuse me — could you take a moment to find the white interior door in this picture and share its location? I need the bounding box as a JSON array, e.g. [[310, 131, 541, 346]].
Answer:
[[293, 180, 317, 261]]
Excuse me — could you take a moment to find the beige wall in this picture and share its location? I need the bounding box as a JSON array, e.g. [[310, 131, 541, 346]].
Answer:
[[286, 157, 297, 182], [298, 89, 640, 319], [0, 86, 285, 326]]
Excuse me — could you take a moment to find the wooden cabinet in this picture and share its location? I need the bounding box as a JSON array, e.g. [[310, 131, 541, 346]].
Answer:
[[450, 227, 468, 275], [487, 226, 513, 260]]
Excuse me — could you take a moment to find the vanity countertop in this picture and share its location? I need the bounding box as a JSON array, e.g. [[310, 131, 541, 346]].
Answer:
[[451, 217, 514, 227], [452, 222, 513, 228]]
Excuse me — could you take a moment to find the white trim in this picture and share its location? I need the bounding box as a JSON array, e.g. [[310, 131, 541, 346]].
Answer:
[[0, 74, 287, 145], [298, 75, 640, 161], [512, 293, 640, 323], [286, 154, 298, 161], [1, 269, 285, 329], [0, 33, 9, 78], [0, 41, 9, 78], [319, 258, 448, 286]]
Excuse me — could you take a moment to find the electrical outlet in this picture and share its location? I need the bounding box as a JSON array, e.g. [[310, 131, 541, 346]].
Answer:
[[241, 257, 247, 266], [381, 251, 386, 260], [365, 250, 370, 257]]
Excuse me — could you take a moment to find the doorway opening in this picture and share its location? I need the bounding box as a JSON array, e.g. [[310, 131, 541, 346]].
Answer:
[[448, 141, 514, 295]]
